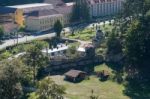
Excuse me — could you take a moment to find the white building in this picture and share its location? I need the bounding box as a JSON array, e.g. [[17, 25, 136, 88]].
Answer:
[[88, 0, 124, 17]]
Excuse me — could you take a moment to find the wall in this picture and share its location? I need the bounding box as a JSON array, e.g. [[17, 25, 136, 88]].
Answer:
[[25, 14, 68, 32], [45, 55, 104, 72], [90, 0, 123, 18]]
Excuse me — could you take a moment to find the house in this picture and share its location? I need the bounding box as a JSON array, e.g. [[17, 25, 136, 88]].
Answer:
[[88, 0, 124, 18], [64, 69, 87, 82], [7, 3, 54, 27]]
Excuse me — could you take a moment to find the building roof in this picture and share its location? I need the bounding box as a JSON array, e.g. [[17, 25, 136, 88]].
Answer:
[[77, 47, 86, 52], [55, 4, 73, 15], [7, 3, 52, 9], [42, 44, 68, 53], [44, 0, 65, 7], [65, 70, 86, 78], [27, 9, 59, 17], [0, 6, 16, 14]]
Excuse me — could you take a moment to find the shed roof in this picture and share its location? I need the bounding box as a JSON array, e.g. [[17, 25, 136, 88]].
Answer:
[[65, 70, 86, 78]]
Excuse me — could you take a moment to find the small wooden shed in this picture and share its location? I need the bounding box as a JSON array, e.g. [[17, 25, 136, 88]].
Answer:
[[64, 69, 87, 82]]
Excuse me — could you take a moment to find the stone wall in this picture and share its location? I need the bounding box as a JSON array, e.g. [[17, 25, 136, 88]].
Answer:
[[45, 55, 104, 72]]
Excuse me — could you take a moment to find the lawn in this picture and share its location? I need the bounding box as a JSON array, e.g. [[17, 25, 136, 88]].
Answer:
[[65, 29, 96, 41], [50, 64, 130, 99], [64, 24, 114, 42]]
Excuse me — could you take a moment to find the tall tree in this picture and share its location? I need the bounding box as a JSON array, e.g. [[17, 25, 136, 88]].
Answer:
[[107, 32, 122, 55], [71, 0, 90, 22], [25, 42, 48, 82], [125, 13, 150, 78], [36, 77, 65, 99], [0, 26, 4, 42], [0, 59, 25, 99], [54, 20, 63, 38]]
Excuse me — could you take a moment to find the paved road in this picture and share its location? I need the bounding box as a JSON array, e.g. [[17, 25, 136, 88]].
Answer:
[[0, 33, 56, 50]]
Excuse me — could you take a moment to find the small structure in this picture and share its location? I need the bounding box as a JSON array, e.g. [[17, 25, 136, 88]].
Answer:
[[64, 69, 87, 82], [77, 43, 95, 57], [42, 44, 68, 58], [100, 70, 110, 81]]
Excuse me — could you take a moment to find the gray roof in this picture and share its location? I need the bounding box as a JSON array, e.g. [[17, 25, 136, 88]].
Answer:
[[27, 9, 59, 17], [55, 5, 73, 15], [44, 0, 65, 7], [0, 6, 16, 14], [65, 70, 86, 78]]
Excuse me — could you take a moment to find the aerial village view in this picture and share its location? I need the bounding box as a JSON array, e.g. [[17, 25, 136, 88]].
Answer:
[[0, 0, 150, 99]]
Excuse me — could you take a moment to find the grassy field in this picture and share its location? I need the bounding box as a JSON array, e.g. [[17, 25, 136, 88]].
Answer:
[[64, 24, 113, 41], [50, 64, 130, 99]]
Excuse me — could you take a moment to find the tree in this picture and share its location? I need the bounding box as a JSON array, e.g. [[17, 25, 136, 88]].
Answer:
[[25, 42, 49, 82], [125, 14, 150, 78], [0, 26, 4, 41], [54, 20, 63, 38], [0, 59, 25, 99], [66, 44, 79, 59], [107, 32, 122, 55], [71, 0, 90, 22], [36, 77, 65, 99]]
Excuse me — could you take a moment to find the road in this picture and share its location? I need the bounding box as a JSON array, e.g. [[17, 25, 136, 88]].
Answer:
[[0, 33, 56, 50], [0, 20, 113, 50]]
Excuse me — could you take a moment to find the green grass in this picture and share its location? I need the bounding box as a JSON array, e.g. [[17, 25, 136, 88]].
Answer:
[[50, 64, 130, 99], [65, 24, 114, 42], [65, 29, 95, 41]]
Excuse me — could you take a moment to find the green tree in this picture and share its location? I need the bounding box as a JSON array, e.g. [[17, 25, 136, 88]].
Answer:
[[125, 14, 150, 78], [107, 32, 122, 55], [0, 59, 25, 99], [66, 44, 78, 59], [25, 42, 48, 83], [0, 26, 4, 41], [71, 0, 90, 22], [36, 77, 65, 99], [54, 20, 63, 38]]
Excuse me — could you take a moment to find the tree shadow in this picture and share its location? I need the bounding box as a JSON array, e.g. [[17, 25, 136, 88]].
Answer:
[[105, 62, 124, 83], [123, 78, 150, 99]]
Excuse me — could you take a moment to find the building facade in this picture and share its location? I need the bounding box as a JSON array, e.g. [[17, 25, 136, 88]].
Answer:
[[7, 3, 54, 27], [25, 12, 63, 32], [88, 0, 124, 18], [25, 3, 73, 32]]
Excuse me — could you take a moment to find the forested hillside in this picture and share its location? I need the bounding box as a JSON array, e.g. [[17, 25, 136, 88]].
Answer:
[[0, 0, 43, 6]]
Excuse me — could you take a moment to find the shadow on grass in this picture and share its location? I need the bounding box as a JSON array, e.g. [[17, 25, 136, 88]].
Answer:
[[105, 62, 124, 83]]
